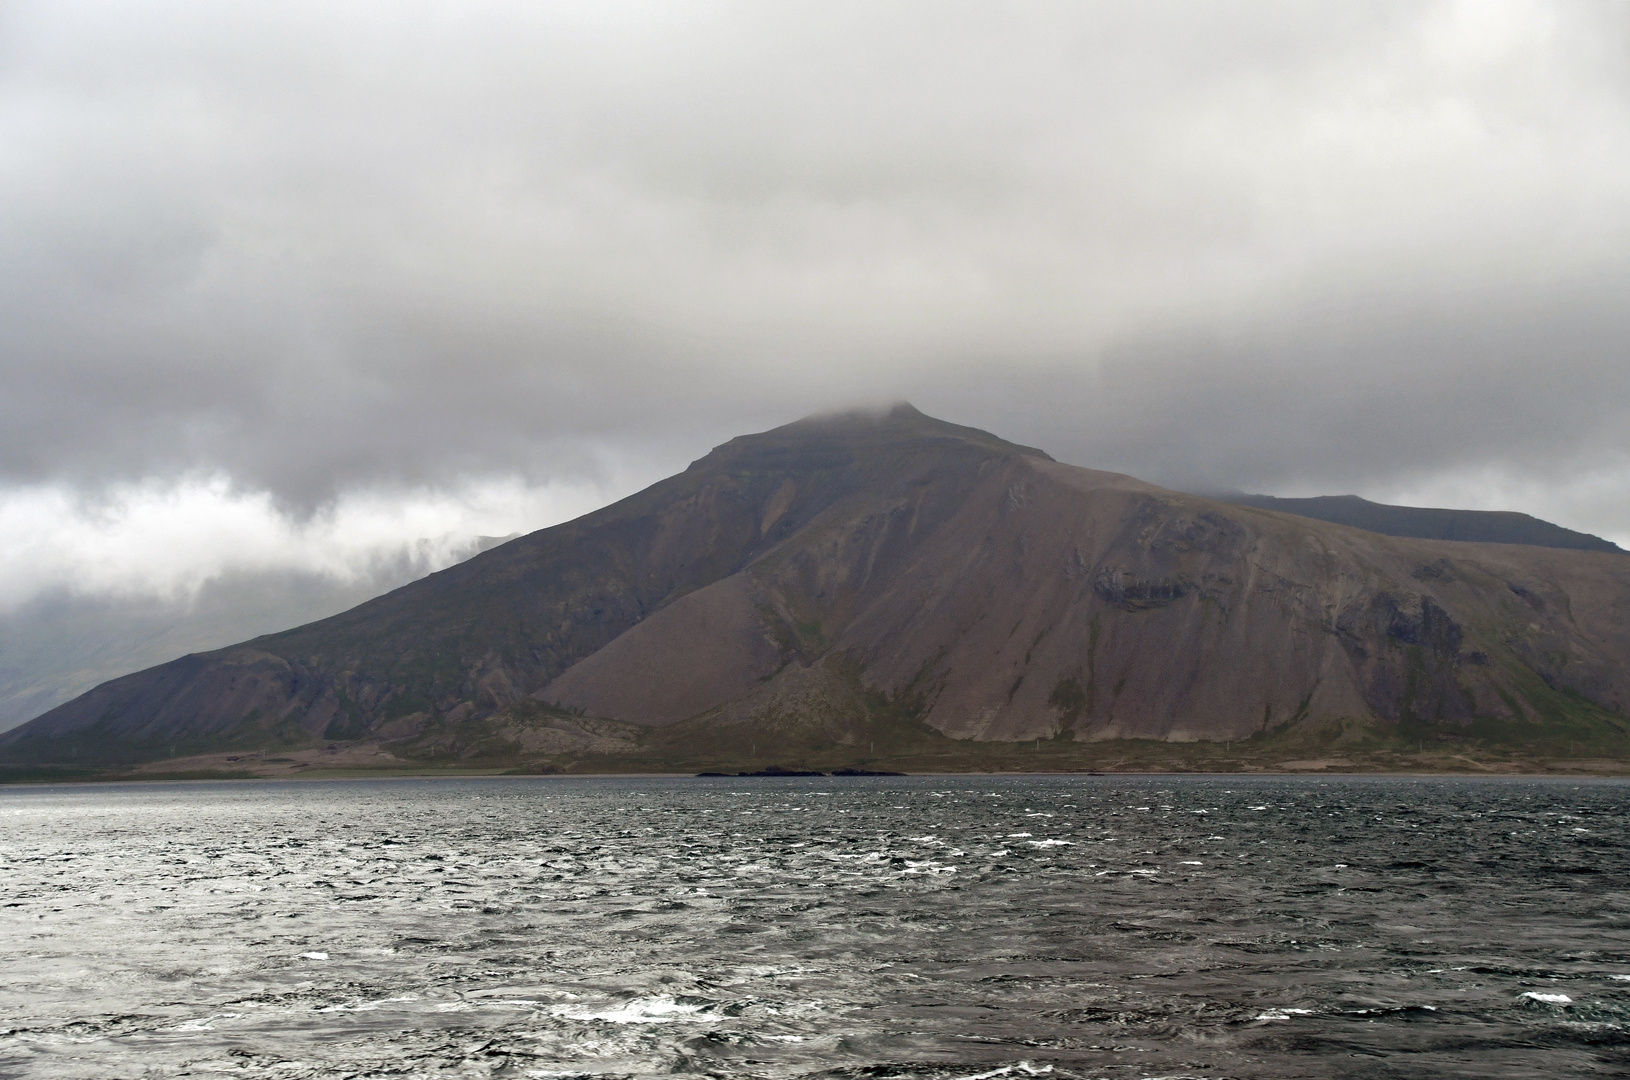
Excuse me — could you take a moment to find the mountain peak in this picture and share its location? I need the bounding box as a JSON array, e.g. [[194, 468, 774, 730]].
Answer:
[[694, 404, 1053, 472]]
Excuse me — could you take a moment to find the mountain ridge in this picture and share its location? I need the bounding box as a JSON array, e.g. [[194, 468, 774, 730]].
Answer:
[[1222, 493, 1623, 553], [5, 405, 1629, 773]]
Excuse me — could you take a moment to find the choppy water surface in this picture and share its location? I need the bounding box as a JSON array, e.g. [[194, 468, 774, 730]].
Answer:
[[2, 776, 1629, 1079]]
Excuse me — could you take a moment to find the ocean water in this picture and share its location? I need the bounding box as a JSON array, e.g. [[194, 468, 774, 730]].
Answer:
[[1, 775, 1628, 1079]]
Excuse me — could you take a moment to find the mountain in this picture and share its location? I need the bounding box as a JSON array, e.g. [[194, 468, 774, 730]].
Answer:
[[5, 405, 1630, 774], [1221, 494, 1623, 552]]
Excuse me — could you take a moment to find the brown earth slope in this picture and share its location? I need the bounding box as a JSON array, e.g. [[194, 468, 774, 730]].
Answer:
[[4, 405, 1629, 769]]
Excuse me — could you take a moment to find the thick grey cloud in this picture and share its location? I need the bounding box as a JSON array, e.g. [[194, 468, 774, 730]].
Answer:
[[2, 0, 1628, 557]]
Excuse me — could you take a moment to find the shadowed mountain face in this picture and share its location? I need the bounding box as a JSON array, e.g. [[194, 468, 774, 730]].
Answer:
[[5, 406, 1630, 766], [1223, 494, 1624, 552]]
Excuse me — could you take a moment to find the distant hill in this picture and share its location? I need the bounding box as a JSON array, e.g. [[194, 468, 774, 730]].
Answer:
[[5, 405, 1630, 775], [0, 533, 525, 735], [1222, 494, 1623, 552]]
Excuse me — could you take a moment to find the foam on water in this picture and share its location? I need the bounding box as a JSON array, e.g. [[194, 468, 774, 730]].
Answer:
[[956, 1063, 1053, 1079], [559, 996, 724, 1024]]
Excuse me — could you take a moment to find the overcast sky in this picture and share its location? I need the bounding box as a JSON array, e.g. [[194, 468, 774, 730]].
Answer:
[[3, 0, 1629, 620]]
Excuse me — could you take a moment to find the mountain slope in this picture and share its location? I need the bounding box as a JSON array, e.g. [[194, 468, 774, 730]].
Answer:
[[4, 406, 1629, 768], [544, 450, 1630, 744], [0, 407, 1047, 762]]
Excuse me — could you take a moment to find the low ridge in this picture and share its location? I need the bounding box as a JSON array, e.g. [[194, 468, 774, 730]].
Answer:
[[1225, 493, 1623, 553]]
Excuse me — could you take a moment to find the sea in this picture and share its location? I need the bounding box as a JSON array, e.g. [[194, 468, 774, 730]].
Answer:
[[1, 774, 1627, 1079]]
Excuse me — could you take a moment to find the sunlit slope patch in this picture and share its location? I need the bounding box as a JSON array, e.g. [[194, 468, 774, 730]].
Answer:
[[3, 404, 1629, 770]]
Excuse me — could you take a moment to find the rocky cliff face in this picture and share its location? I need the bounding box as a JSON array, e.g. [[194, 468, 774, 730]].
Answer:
[[5, 406, 1629, 765]]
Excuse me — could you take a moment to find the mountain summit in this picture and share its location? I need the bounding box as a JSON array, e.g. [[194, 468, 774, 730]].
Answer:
[[6, 406, 1629, 771]]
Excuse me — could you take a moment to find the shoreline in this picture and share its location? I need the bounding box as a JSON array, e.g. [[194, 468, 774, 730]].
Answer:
[[5, 764, 1630, 787]]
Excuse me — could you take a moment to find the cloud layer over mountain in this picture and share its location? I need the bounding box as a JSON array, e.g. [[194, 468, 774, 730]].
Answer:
[[2, 0, 1627, 623]]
